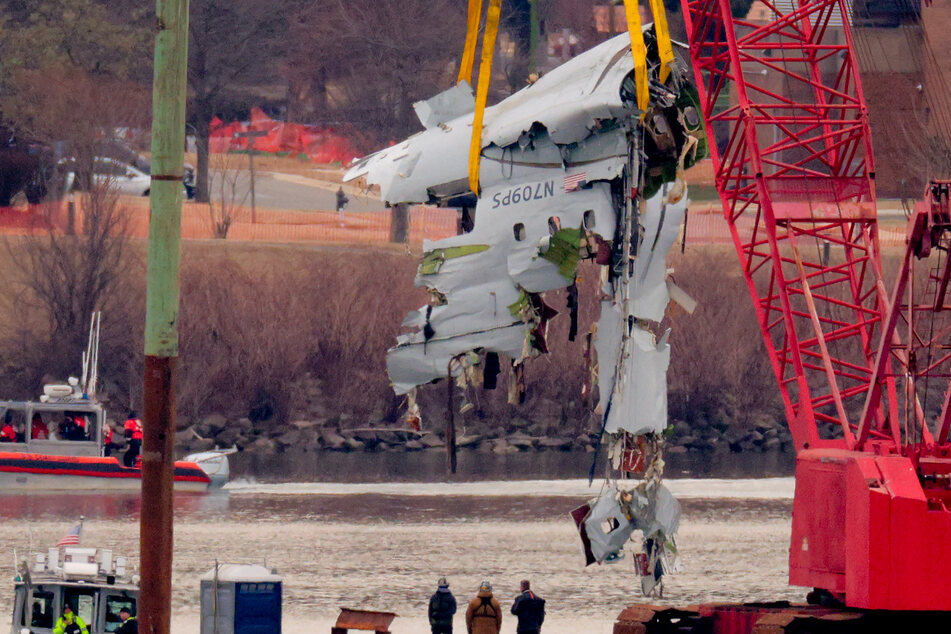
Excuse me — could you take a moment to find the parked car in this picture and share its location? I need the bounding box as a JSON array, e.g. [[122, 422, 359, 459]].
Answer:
[[62, 156, 193, 198], [93, 157, 152, 196]]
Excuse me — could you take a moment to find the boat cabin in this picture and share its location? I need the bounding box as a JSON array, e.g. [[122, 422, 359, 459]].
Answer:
[[0, 381, 106, 458], [12, 547, 138, 634]]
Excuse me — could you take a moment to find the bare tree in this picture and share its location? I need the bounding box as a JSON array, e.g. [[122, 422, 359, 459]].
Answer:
[[284, 0, 466, 144], [0, 67, 146, 394], [188, 0, 287, 203], [0, 69, 149, 192], [3, 182, 137, 387], [205, 152, 250, 239]]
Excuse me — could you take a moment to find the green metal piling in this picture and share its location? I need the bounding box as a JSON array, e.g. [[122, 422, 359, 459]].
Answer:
[[141, 0, 189, 631]]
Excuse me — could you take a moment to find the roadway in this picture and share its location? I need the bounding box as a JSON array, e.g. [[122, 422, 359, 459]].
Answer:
[[231, 171, 386, 213]]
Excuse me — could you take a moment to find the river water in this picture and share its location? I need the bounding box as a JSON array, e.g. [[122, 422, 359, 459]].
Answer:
[[0, 474, 801, 634]]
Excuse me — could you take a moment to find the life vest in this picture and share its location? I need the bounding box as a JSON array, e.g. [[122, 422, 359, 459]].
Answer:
[[103, 425, 113, 444], [474, 595, 497, 619], [124, 418, 143, 441], [0, 424, 15, 441]]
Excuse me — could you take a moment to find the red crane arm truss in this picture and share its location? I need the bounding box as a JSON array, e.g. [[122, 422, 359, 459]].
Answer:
[[678, 0, 951, 610], [679, 0, 901, 451]]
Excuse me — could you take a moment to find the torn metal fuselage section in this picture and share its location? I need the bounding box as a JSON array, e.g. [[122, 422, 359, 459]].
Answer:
[[345, 30, 705, 593]]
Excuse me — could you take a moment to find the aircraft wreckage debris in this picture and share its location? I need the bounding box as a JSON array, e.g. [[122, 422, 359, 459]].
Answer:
[[345, 29, 706, 596]]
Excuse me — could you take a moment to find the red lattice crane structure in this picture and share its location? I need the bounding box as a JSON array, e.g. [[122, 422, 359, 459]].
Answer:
[[679, 0, 951, 611]]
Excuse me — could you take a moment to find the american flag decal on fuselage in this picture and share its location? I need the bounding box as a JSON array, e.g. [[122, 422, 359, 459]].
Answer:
[[564, 172, 587, 192]]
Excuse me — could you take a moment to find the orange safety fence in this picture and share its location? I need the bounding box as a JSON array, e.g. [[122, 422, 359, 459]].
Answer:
[[0, 198, 460, 246], [0, 199, 907, 248], [210, 107, 363, 165]]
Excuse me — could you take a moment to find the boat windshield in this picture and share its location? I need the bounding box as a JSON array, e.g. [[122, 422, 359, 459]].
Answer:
[[64, 587, 97, 625], [104, 595, 137, 632], [1, 405, 102, 443], [28, 588, 55, 629], [0, 408, 27, 443]]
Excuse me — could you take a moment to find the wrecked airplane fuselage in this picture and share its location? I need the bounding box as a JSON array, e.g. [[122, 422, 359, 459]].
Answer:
[[345, 30, 705, 595]]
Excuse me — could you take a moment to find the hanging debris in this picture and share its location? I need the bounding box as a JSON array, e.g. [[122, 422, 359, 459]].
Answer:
[[345, 28, 705, 596]]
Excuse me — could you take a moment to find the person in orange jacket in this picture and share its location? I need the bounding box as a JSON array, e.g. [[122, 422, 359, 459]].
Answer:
[[465, 580, 502, 634], [122, 410, 143, 468]]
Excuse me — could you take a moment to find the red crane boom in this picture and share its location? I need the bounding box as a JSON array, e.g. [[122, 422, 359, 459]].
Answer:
[[679, 0, 951, 610]]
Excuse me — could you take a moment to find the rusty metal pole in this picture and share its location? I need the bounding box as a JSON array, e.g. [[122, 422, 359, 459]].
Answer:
[[141, 0, 189, 631]]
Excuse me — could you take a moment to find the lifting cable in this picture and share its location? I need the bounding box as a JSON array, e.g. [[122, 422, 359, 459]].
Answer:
[[622, 0, 650, 118], [462, 0, 502, 196], [458, 0, 483, 86], [460, 0, 675, 194], [647, 0, 674, 84]]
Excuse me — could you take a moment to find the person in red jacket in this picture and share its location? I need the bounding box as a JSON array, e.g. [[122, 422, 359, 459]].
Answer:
[[123, 410, 143, 468], [31, 413, 49, 439], [103, 422, 120, 457], [0, 412, 16, 443]]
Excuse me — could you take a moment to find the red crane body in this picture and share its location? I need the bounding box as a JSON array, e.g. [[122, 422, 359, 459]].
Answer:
[[678, 0, 951, 609]]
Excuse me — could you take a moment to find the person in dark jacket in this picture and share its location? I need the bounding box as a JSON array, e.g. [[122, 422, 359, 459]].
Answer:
[[335, 186, 349, 226], [115, 607, 137, 634], [428, 576, 457, 634], [511, 579, 545, 634]]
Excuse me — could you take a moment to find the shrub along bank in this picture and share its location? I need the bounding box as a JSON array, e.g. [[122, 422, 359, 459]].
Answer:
[[0, 239, 791, 463]]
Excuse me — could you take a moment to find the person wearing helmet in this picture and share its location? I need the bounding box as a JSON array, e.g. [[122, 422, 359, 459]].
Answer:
[[465, 580, 501, 634], [428, 576, 457, 633], [53, 604, 88, 634]]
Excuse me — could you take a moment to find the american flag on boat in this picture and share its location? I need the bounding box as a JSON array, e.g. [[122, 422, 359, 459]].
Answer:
[[564, 171, 587, 192], [56, 523, 82, 547]]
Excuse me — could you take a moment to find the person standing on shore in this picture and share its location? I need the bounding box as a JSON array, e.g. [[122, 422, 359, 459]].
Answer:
[[428, 576, 457, 634], [335, 186, 349, 226], [511, 579, 545, 634], [465, 580, 502, 634]]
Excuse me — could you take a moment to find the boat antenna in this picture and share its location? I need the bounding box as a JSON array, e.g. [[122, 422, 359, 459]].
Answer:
[[81, 312, 101, 397], [91, 312, 101, 396]]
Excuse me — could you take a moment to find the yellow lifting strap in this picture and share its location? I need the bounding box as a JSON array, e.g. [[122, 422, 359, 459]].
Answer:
[[468, 0, 502, 196], [458, 0, 484, 85], [648, 0, 674, 83], [622, 0, 649, 119]]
